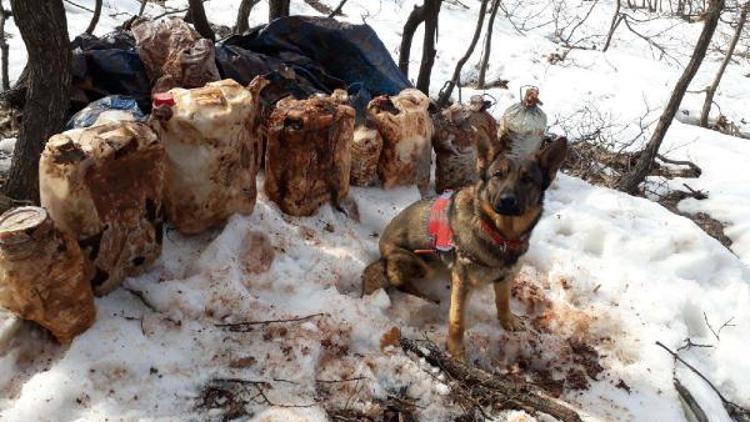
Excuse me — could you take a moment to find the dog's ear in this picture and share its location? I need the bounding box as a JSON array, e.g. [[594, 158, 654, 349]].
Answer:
[[536, 136, 568, 188]]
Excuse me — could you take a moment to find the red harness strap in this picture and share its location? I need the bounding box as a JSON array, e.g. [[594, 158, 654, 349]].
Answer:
[[414, 191, 455, 255]]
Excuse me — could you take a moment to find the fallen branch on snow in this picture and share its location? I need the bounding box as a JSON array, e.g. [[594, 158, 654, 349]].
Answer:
[[656, 341, 750, 422], [400, 337, 585, 422], [215, 312, 328, 332]]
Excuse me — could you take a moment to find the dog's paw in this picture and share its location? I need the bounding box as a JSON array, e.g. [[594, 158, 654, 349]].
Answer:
[[447, 342, 466, 362], [499, 312, 525, 332]]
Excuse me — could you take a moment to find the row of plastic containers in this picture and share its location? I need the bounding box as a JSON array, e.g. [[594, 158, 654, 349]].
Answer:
[[0, 79, 436, 343]]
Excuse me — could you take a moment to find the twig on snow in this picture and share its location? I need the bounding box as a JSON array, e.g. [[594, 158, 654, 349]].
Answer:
[[211, 378, 317, 408], [316, 376, 368, 384], [215, 312, 328, 332], [703, 312, 735, 341], [656, 341, 750, 421]]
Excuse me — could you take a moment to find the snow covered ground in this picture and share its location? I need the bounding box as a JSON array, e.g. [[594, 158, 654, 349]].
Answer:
[[0, 0, 749, 421]]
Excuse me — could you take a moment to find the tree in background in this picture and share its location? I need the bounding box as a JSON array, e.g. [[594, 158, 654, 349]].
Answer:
[[438, 0, 489, 106], [269, 0, 290, 22], [235, 0, 260, 33], [188, 0, 215, 41], [399, 4, 426, 76], [85, 0, 102, 35], [700, 1, 749, 127], [617, 0, 724, 193], [476, 0, 500, 89], [416, 0, 442, 94], [3, 0, 71, 202]]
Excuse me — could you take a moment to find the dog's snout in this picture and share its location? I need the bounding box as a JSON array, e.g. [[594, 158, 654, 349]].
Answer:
[[500, 194, 517, 208], [494, 193, 520, 215]]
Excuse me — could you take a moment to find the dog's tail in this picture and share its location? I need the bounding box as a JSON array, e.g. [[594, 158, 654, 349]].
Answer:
[[361, 259, 389, 297]]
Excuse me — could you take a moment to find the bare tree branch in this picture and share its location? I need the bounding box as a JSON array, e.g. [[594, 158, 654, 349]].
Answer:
[[85, 0, 102, 35]]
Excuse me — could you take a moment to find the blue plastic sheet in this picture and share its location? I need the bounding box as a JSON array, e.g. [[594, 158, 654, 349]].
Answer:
[[66, 95, 146, 129]]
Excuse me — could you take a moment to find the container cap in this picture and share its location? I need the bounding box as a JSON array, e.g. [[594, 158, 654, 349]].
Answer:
[[152, 92, 175, 107], [0, 206, 51, 247]]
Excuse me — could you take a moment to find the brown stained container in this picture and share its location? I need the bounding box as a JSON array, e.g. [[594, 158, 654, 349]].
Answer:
[[39, 122, 165, 296], [153, 78, 267, 234], [432, 104, 478, 194], [0, 207, 95, 343], [131, 17, 220, 93], [350, 121, 383, 187], [369, 89, 433, 195], [265, 94, 355, 216]]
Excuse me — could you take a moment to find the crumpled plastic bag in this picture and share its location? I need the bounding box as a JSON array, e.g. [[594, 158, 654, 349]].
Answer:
[[499, 87, 547, 158]]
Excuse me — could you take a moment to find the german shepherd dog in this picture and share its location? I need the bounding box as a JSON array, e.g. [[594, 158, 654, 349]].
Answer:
[[362, 138, 568, 360]]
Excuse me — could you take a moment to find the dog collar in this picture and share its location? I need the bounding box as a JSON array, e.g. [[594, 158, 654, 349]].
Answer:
[[479, 218, 529, 252]]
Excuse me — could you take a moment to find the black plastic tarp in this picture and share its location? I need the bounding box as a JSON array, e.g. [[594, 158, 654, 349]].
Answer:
[[234, 16, 411, 98], [70, 16, 411, 117], [71, 30, 151, 112]]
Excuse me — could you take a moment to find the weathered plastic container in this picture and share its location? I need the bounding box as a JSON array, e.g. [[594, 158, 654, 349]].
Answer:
[[265, 93, 355, 216], [152, 78, 267, 234], [39, 122, 165, 296], [350, 120, 383, 187], [433, 104, 478, 193], [369, 89, 433, 195], [0, 207, 95, 343], [467, 95, 500, 176], [499, 87, 547, 159], [131, 17, 220, 93]]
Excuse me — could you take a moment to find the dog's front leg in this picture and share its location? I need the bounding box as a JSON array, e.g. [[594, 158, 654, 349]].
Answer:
[[447, 268, 468, 361], [494, 278, 524, 331]]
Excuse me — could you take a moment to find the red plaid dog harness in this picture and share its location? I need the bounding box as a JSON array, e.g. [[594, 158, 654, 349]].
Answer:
[[414, 191, 455, 255]]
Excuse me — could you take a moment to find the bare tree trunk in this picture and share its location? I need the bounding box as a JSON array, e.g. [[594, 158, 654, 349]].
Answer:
[[416, 0, 442, 94], [602, 0, 622, 52], [0, 10, 9, 91], [138, 0, 147, 16], [235, 0, 259, 33], [3, 0, 71, 203], [437, 0, 489, 106], [618, 0, 724, 194], [269, 0, 290, 22], [700, 1, 748, 127], [398, 4, 426, 77], [85, 0, 102, 35], [477, 0, 500, 89], [188, 0, 215, 40]]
